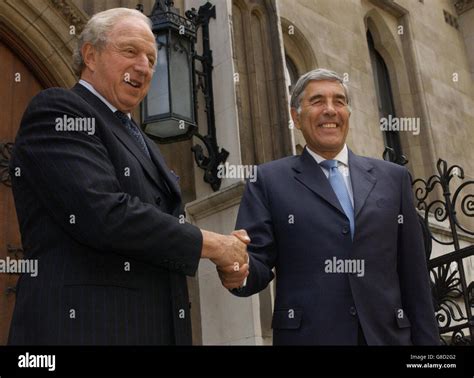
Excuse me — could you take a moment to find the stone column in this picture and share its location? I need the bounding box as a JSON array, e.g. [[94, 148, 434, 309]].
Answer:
[[185, 0, 289, 345]]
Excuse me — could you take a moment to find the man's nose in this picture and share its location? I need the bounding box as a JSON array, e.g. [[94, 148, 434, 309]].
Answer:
[[323, 101, 337, 115], [134, 55, 151, 75]]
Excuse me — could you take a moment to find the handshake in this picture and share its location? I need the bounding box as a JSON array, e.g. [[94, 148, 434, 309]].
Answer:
[[201, 229, 250, 290]]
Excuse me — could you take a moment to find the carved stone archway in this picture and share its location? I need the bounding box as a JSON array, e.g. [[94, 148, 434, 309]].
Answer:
[[280, 16, 317, 76], [0, 0, 88, 88]]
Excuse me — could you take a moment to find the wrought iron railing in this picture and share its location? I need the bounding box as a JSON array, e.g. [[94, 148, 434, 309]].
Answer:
[[384, 147, 474, 345], [428, 246, 474, 345], [412, 159, 474, 345]]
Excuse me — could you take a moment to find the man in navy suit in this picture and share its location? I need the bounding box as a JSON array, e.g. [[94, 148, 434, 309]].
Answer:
[[222, 69, 439, 345], [8, 8, 249, 345]]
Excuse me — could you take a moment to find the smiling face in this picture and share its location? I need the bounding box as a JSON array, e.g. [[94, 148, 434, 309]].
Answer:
[[81, 18, 157, 113], [291, 80, 351, 159]]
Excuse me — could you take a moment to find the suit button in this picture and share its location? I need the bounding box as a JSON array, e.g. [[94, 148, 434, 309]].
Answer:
[[342, 226, 350, 235], [349, 306, 357, 316]]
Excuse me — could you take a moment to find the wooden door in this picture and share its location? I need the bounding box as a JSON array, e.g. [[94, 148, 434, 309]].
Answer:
[[0, 38, 44, 344]]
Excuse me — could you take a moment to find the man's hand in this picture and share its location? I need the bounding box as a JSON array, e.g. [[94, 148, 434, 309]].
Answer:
[[216, 230, 251, 289], [217, 260, 249, 290], [201, 229, 250, 267], [231, 229, 251, 244]]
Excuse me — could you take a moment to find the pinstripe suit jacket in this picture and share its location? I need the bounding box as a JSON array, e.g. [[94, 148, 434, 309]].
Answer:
[[8, 84, 202, 345]]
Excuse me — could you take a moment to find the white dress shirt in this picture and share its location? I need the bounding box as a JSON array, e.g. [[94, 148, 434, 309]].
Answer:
[[306, 144, 354, 206], [79, 79, 131, 119]]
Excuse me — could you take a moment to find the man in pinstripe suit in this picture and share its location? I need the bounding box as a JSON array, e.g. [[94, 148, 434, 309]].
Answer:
[[8, 8, 249, 345]]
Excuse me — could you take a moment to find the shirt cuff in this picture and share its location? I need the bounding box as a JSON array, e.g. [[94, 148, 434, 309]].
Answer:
[[241, 255, 250, 287]]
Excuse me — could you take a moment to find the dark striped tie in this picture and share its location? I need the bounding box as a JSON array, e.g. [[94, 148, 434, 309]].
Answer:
[[114, 111, 151, 159]]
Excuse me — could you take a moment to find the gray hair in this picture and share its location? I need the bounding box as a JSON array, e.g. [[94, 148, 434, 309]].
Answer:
[[290, 68, 351, 114], [72, 8, 153, 77]]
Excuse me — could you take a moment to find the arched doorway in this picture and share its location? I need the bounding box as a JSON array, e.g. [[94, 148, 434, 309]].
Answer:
[[0, 0, 82, 344], [0, 34, 50, 345]]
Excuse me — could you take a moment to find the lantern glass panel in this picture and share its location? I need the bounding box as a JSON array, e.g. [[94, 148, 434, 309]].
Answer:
[[169, 33, 193, 121], [146, 33, 170, 116]]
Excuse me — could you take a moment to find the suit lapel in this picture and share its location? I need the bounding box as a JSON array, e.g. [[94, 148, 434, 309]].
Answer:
[[71, 84, 175, 197], [348, 149, 376, 218], [292, 148, 346, 216], [142, 132, 181, 198], [292, 148, 377, 220]]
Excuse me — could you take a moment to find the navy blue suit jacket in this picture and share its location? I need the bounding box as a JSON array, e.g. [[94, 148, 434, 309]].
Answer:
[[8, 84, 202, 345], [234, 148, 439, 345]]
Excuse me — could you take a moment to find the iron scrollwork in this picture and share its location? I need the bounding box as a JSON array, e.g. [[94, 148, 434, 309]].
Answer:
[[411, 158, 473, 345], [382, 146, 408, 166], [186, 2, 229, 191], [4, 244, 24, 296], [412, 159, 474, 245], [0, 142, 14, 187], [431, 262, 466, 329]]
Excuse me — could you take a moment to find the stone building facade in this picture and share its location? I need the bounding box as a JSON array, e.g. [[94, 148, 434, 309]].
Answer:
[[0, 0, 472, 345]]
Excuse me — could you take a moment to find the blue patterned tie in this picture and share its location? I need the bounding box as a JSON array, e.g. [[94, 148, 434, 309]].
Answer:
[[115, 111, 151, 159], [320, 159, 354, 239]]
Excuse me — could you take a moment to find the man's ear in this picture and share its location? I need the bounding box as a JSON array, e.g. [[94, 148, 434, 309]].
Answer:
[[290, 107, 301, 130], [82, 43, 97, 72]]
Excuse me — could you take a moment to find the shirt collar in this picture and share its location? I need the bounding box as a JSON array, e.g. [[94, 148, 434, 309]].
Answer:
[[78, 79, 131, 119], [306, 144, 349, 167]]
